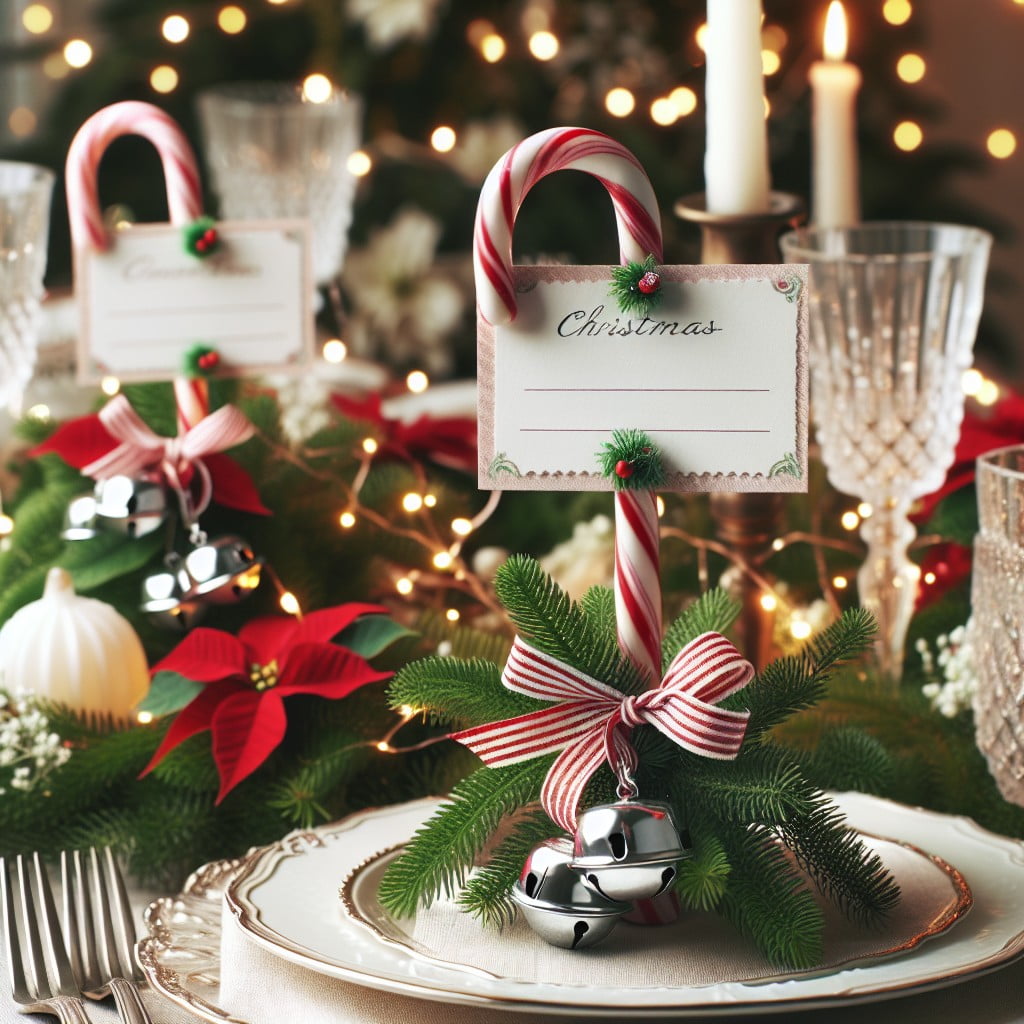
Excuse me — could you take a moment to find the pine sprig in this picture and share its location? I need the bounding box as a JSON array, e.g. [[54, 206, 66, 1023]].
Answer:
[[608, 254, 662, 317], [673, 831, 732, 912], [662, 589, 741, 665], [388, 656, 544, 728], [457, 810, 555, 926], [494, 555, 635, 691], [718, 824, 826, 969], [777, 799, 901, 925], [580, 585, 617, 638], [799, 727, 896, 796], [596, 429, 666, 491], [377, 757, 554, 918]]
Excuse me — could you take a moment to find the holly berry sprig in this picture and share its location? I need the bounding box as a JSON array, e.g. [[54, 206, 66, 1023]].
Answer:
[[184, 343, 221, 377], [183, 216, 221, 258], [597, 428, 666, 491], [609, 254, 662, 317]]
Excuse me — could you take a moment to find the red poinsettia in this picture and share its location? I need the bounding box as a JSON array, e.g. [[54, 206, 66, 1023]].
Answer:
[[332, 391, 477, 473], [140, 603, 390, 801], [914, 541, 973, 611], [32, 409, 269, 515]]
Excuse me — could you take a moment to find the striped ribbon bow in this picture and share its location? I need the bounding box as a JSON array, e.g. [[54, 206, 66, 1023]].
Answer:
[[451, 631, 754, 833], [82, 394, 254, 484]]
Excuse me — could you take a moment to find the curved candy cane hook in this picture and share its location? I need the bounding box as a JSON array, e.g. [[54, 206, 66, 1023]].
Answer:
[[66, 101, 203, 252], [473, 126, 663, 327]]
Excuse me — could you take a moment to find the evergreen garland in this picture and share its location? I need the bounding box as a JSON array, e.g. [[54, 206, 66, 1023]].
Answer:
[[380, 562, 899, 969]]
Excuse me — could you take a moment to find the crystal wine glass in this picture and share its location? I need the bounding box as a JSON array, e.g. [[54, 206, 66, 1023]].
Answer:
[[780, 222, 991, 681], [0, 161, 54, 416], [196, 82, 362, 289], [971, 445, 1024, 806]]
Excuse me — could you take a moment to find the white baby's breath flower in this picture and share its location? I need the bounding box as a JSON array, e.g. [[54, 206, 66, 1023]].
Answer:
[[0, 689, 71, 794], [919, 619, 977, 717], [346, 0, 446, 49]]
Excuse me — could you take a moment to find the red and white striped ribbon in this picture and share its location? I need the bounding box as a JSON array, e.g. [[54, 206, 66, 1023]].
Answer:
[[473, 126, 663, 326], [82, 395, 253, 518], [451, 631, 752, 834], [615, 489, 663, 685], [66, 101, 203, 252]]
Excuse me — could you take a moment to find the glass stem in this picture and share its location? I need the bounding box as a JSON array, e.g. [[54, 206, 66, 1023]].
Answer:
[[857, 500, 918, 684]]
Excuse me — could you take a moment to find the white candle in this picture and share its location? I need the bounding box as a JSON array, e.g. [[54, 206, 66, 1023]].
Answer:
[[809, 1, 862, 227], [703, 0, 772, 214]]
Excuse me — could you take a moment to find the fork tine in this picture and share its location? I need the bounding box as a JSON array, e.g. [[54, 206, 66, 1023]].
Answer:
[[100, 847, 139, 980], [1, 857, 30, 1005], [30, 853, 78, 997], [88, 848, 120, 982], [70, 849, 101, 992], [15, 856, 48, 1000], [59, 851, 84, 988]]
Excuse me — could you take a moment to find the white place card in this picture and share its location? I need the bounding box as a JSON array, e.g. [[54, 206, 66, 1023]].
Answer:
[[75, 219, 314, 383], [478, 264, 808, 492]]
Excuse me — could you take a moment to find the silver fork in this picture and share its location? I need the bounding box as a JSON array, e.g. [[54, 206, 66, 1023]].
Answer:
[[1, 853, 91, 1023], [61, 850, 151, 1024]]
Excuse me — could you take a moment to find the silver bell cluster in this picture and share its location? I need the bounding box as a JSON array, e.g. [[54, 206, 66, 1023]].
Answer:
[[61, 474, 262, 630], [512, 799, 687, 950]]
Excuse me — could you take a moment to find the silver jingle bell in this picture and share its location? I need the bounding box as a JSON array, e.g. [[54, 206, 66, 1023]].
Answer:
[[140, 563, 207, 631], [571, 799, 685, 903], [177, 535, 263, 603], [512, 837, 629, 950], [61, 494, 101, 541], [93, 475, 167, 539]]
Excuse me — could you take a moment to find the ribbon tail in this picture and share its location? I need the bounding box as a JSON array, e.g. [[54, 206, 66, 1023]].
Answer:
[[541, 730, 613, 833], [180, 404, 255, 460]]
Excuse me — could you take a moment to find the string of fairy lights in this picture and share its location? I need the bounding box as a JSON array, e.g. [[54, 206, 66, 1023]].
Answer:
[[3, 0, 1021, 162]]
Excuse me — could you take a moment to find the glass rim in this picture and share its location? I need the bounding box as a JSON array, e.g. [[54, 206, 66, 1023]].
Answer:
[[976, 444, 1024, 481], [0, 160, 56, 193], [779, 220, 993, 263], [197, 80, 359, 111]]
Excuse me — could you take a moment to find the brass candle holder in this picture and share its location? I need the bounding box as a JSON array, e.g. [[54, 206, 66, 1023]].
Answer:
[[674, 192, 806, 668]]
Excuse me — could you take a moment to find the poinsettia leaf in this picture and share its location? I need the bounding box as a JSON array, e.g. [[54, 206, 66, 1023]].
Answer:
[[205, 452, 271, 515], [210, 689, 287, 802], [336, 615, 418, 658], [29, 413, 115, 468], [138, 671, 205, 716], [278, 643, 390, 697], [139, 682, 244, 777], [291, 603, 389, 648], [151, 627, 247, 682]]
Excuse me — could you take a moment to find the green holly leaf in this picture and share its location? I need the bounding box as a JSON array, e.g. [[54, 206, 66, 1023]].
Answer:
[[336, 615, 419, 659], [138, 671, 204, 717]]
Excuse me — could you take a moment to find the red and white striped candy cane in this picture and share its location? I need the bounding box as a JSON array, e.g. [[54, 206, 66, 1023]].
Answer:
[[473, 126, 663, 326], [174, 376, 209, 435], [66, 101, 203, 252], [615, 488, 662, 685]]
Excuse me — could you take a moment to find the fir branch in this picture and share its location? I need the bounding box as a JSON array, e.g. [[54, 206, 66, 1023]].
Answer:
[[388, 656, 544, 728], [596, 429, 666, 491], [415, 609, 512, 665], [494, 556, 634, 690], [738, 608, 876, 738], [580, 585, 617, 638], [684, 744, 817, 827], [798, 727, 896, 796], [662, 589, 740, 665], [776, 798, 901, 925], [674, 831, 731, 912], [377, 757, 554, 918], [457, 810, 554, 926], [718, 824, 825, 969]]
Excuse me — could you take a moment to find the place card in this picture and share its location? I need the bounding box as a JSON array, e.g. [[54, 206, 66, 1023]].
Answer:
[[75, 219, 314, 383], [478, 263, 808, 492]]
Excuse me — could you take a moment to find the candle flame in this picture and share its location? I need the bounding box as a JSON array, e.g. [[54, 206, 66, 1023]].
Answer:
[[823, 1, 848, 61]]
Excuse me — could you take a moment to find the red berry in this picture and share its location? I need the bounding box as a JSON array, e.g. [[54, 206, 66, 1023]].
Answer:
[[203, 228, 217, 243], [615, 459, 634, 479], [195, 238, 208, 252], [637, 271, 660, 295]]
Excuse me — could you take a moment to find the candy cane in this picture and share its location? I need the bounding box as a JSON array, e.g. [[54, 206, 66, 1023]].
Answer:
[[473, 126, 663, 327], [174, 376, 209, 435], [615, 489, 662, 685], [66, 101, 203, 252]]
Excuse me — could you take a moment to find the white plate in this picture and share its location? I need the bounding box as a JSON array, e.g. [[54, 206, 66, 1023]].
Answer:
[[184, 792, 1024, 1018]]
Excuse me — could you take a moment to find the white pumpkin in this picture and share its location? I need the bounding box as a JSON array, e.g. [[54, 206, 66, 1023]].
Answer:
[[0, 566, 150, 720]]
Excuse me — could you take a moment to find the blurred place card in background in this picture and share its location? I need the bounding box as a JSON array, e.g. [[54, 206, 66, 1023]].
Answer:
[[478, 264, 809, 492], [75, 219, 314, 383]]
